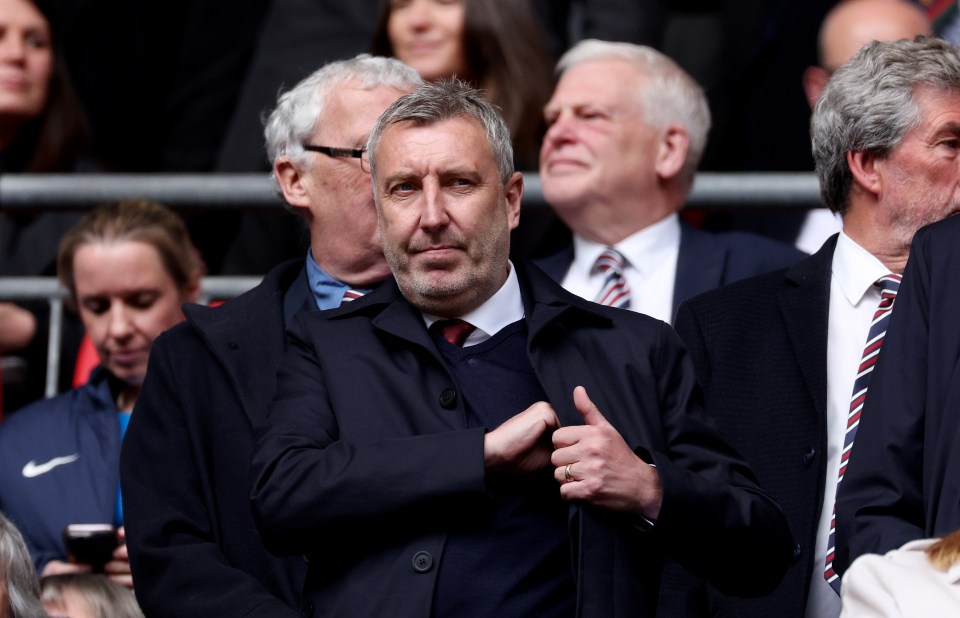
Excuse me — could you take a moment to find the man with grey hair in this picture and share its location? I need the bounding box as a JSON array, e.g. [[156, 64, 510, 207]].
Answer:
[[119, 55, 421, 617], [0, 512, 45, 618], [535, 39, 803, 324], [250, 79, 792, 616], [670, 35, 960, 618]]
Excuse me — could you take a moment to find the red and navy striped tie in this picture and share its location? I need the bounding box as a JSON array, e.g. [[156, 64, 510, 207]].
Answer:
[[341, 289, 365, 304], [593, 248, 631, 309], [824, 273, 902, 592]]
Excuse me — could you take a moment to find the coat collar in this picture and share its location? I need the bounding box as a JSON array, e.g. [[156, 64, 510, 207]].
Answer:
[[328, 260, 611, 350]]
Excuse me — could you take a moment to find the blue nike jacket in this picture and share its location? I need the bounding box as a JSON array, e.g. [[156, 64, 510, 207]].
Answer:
[[0, 366, 121, 572]]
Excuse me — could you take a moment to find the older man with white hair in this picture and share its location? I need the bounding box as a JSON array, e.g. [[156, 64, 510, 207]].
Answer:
[[536, 39, 804, 324]]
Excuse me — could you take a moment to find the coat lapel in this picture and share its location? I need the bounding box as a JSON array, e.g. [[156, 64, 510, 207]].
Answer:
[[777, 236, 836, 420]]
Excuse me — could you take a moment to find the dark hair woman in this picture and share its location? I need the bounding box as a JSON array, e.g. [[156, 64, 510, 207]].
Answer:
[[372, 0, 554, 171]]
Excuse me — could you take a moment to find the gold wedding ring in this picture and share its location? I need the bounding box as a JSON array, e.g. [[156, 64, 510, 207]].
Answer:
[[564, 463, 574, 482]]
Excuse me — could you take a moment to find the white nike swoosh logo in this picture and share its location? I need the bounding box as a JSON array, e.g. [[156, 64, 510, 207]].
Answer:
[[22, 454, 80, 478]]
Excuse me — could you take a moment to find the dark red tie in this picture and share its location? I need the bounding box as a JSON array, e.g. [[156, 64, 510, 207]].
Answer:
[[431, 319, 476, 347]]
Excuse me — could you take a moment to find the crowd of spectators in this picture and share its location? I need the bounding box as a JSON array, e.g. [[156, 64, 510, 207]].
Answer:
[[3, 1, 960, 617]]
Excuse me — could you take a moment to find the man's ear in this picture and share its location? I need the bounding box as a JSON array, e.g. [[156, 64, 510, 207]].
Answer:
[[654, 125, 689, 181], [847, 149, 883, 198], [504, 171, 523, 230], [802, 66, 830, 109], [274, 157, 312, 209]]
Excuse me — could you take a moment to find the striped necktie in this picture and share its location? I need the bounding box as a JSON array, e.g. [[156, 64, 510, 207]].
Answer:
[[824, 273, 902, 592], [340, 288, 365, 304], [593, 248, 631, 309]]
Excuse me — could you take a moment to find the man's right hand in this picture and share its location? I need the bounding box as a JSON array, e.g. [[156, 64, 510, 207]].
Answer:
[[483, 401, 560, 474]]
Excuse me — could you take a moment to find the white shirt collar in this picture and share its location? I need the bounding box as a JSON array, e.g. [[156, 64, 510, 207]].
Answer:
[[571, 213, 680, 279], [832, 230, 893, 307], [422, 261, 524, 344]]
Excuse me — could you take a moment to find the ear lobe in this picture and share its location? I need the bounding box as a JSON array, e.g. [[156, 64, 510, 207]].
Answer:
[[847, 149, 883, 197], [654, 126, 689, 181], [275, 157, 311, 209], [504, 171, 524, 230]]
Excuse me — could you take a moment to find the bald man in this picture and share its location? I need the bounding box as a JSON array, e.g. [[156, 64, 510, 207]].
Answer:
[[794, 0, 932, 253], [803, 0, 932, 105]]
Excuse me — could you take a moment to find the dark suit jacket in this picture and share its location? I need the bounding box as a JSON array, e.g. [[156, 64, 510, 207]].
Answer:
[[534, 221, 806, 321], [835, 215, 960, 575], [669, 236, 837, 617], [120, 260, 311, 618], [250, 261, 793, 617]]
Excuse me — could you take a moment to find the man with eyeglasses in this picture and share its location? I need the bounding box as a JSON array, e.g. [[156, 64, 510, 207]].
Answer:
[[118, 55, 421, 617]]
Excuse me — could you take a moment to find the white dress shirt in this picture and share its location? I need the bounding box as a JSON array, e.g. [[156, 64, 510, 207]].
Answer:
[[560, 214, 680, 324], [805, 231, 893, 618], [422, 261, 525, 347]]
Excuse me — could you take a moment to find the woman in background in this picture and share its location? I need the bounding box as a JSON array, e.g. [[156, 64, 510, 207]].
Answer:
[[0, 0, 99, 412], [0, 200, 203, 589], [372, 0, 553, 171], [0, 0, 94, 271]]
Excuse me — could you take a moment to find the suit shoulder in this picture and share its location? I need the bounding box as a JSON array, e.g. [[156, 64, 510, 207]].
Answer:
[[681, 265, 790, 313], [715, 230, 807, 262]]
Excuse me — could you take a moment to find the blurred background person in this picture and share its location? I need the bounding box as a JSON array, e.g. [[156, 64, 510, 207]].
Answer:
[[0, 0, 98, 413], [0, 303, 35, 417], [0, 0, 95, 273], [372, 0, 553, 171], [707, 0, 932, 252], [535, 40, 804, 324], [0, 304, 34, 364], [40, 573, 142, 618], [0, 200, 203, 589], [840, 529, 960, 616], [0, 512, 45, 618]]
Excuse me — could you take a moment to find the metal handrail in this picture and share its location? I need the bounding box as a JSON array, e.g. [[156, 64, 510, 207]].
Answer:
[[0, 277, 262, 398], [0, 172, 825, 210]]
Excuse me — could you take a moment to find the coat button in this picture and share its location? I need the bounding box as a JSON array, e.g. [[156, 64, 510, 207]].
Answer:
[[412, 550, 434, 573], [439, 388, 458, 409], [792, 543, 802, 562], [801, 448, 816, 467], [227, 342, 239, 350]]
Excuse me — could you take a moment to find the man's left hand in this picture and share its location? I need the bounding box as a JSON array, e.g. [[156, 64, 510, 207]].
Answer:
[[551, 386, 662, 520]]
